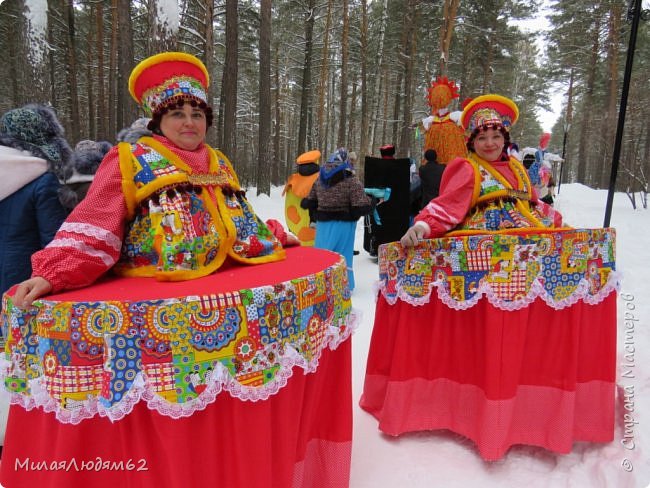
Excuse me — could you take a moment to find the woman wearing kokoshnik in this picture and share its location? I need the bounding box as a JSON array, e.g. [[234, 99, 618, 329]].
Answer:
[[400, 94, 564, 246], [362, 94, 617, 460], [13, 52, 286, 308]]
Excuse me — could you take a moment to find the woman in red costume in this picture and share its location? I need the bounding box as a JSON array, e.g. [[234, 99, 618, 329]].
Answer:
[[361, 94, 617, 461], [403, 94, 561, 244], [2, 53, 354, 488], [14, 52, 285, 306]]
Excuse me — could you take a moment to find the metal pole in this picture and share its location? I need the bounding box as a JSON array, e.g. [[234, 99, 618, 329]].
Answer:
[[604, 0, 643, 227]]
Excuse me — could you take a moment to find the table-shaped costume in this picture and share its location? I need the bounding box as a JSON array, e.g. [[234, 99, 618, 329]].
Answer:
[[360, 228, 618, 460], [1, 246, 355, 487]]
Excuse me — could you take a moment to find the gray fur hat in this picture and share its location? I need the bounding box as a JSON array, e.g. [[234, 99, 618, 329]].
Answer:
[[73, 139, 112, 175], [117, 117, 152, 143], [0, 103, 73, 180]]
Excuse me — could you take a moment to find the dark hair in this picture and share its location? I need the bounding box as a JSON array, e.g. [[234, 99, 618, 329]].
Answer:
[[147, 99, 214, 135], [424, 149, 437, 163], [466, 124, 510, 155], [522, 154, 535, 169]]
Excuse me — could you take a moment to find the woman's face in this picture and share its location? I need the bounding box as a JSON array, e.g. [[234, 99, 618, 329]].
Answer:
[[473, 127, 505, 162], [159, 104, 207, 150]]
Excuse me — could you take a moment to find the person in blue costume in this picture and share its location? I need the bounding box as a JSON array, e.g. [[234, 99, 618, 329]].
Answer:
[[301, 148, 371, 290]]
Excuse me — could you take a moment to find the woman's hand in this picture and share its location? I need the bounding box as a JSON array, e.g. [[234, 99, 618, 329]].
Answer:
[[400, 223, 428, 247], [12, 277, 52, 309]]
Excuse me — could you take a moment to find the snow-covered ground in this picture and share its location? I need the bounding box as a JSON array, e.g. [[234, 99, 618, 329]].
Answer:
[[248, 183, 650, 488], [1, 183, 647, 487]]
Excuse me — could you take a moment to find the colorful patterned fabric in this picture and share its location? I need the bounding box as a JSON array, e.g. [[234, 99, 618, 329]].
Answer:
[[0, 256, 353, 423], [449, 154, 555, 233], [377, 228, 618, 310], [116, 138, 284, 280], [460, 94, 519, 133], [128, 52, 210, 117]]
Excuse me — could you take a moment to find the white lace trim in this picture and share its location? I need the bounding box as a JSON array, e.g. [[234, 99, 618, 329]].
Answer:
[[59, 222, 122, 251], [379, 271, 622, 311], [1, 309, 359, 424], [46, 238, 116, 266]]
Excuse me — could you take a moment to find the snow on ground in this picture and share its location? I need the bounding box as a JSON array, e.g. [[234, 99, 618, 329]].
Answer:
[[1, 183, 647, 487], [248, 183, 650, 488]]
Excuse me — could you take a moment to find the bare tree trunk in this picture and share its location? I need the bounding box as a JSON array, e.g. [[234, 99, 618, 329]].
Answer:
[[297, 0, 315, 155], [96, 1, 106, 141], [316, 0, 333, 149], [117, 0, 135, 135], [256, 0, 272, 196], [202, 0, 215, 146], [560, 68, 574, 187], [108, 0, 118, 140], [359, 0, 369, 162], [148, 0, 178, 54], [481, 32, 494, 93], [273, 44, 282, 184], [337, 0, 349, 147], [599, 2, 621, 188], [392, 70, 404, 146], [381, 67, 389, 148], [86, 20, 95, 140], [64, 0, 80, 142], [347, 80, 357, 146], [368, 0, 388, 154], [577, 14, 601, 185], [398, 0, 418, 158], [439, 0, 460, 75], [221, 0, 238, 161], [10, 0, 27, 106]]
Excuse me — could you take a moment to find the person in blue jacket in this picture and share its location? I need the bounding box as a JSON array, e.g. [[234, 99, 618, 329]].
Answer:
[[0, 104, 72, 298]]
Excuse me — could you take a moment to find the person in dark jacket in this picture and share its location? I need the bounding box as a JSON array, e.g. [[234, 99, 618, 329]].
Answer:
[[301, 148, 371, 290], [418, 148, 445, 209], [0, 103, 72, 449], [0, 104, 72, 298]]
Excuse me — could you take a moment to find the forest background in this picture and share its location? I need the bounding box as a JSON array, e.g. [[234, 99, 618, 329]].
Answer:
[[0, 0, 648, 202]]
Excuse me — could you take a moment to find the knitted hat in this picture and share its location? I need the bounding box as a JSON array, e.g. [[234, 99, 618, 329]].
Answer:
[[427, 76, 460, 111], [128, 52, 210, 117], [72, 139, 113, 175], [296, 149, 321, 165], [0, 103, 73, 180], [460, 94, 519, 133]]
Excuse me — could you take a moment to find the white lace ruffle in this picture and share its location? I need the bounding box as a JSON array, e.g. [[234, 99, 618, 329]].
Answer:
[[379, 271, 622, 311], [1, 309, 359, 424], [46, 238, 117, 266], [59, 222, 122, 251]]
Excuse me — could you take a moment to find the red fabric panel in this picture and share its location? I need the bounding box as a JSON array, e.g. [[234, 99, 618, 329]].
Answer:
[[362, 376, 614, 460], [34, 246, 340, 303], [132, 60, 208, 100], [0, 340, 352, 488], [360, 293, 616, 459]]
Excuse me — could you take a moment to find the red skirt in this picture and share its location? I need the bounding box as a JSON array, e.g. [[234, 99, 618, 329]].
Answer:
[[1, 246, 353, 487], [1, 339, 352, 488], [360, 293, 617, 460]]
